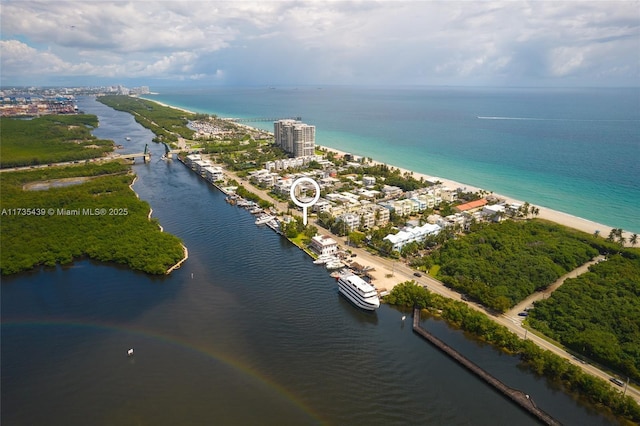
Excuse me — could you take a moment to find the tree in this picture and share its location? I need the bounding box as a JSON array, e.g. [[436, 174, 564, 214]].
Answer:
[[348, 231, 366, 247], [631, 234, 638, 247]]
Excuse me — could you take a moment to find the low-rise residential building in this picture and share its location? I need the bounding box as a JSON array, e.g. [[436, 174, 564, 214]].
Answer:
[[383, 223, 442, 252], [185, 154, 202, 169], [362, 175, 376, 188], [440, 187, 459, 203], [382, 185, 404, 199], [310, 235, 338, 257], [337, 213, 361, 232], [482, 204, 506, 221], [204, 166, 224, 182]]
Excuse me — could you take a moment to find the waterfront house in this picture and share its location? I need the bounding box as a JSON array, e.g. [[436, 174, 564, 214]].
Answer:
[[310, 235, 338, 257], [482, 204, 506, 222]]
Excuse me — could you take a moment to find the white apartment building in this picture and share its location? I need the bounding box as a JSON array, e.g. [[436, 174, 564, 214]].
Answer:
[[310, 235, 338, 257], [383, 223, 442, 252], [204, 166, 224, 182], [337, 213, 361, 232], [274, 119, 316, 157]]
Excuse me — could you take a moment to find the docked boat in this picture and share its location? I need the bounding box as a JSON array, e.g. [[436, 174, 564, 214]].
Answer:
[[255, 214, 275, 225], [325, 260, 344, 270], [337, 273, 380, 311], [313, 255, 334, 265]]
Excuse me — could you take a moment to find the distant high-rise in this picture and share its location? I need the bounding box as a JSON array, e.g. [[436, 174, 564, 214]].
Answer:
[[274, 119, 315, 157]]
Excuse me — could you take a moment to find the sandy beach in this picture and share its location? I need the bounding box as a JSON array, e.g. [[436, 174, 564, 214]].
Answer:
[[317, 144, 636, 245]]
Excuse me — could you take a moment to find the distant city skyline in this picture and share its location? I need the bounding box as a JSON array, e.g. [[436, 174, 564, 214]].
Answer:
[[1, 1, 639, 88]]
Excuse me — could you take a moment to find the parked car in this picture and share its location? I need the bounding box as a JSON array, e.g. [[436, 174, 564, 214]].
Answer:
[[609, 377, 624, 387], [518, 312, 529, 317]]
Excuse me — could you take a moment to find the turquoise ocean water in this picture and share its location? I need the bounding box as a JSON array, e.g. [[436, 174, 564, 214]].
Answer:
[[146, 86, 640, 233]]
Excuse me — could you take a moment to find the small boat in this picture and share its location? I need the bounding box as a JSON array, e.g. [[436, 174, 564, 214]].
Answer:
[[326, 260, 345, 270], [125, 137, 131, 141], [255, 214, 275, 225], [313, 255, 335, 265], [127, 348, 134, 357]]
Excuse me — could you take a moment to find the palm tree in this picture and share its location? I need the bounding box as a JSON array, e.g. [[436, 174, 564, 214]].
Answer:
[[618, 235, 627, 246], [631, 233, 638, 247]]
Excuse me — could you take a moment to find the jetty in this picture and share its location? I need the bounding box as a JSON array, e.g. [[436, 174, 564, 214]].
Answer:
[[412, 307, 561, 426]]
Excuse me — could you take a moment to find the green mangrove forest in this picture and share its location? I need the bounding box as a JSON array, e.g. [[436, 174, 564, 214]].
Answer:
[[0, 162, 184, 275], [0, 114, 114, 168], [97, 95, 195, 143]]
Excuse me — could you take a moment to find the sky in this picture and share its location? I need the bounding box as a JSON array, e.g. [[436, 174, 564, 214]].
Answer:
[[1, 0, 639, 88]]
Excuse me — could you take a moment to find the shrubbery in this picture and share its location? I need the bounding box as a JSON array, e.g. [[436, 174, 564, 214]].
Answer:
[[528, 252, 640, 382], [430, 220, 599, 311]]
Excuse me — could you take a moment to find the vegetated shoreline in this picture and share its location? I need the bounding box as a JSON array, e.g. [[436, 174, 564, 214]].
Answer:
[[132, 97, 640, 417], [0, 160, 185, 276], [129, 168, 189, 275], [144, 96, 636, 244]]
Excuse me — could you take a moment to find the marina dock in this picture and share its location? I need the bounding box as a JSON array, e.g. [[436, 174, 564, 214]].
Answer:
[[412, 308, 561, 426]]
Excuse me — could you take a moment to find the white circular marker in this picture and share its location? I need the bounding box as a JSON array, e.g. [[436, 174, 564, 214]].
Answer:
[[290, 177, 320, 226]]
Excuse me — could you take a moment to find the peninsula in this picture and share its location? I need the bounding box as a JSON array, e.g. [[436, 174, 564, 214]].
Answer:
[[98, 94, 640, 423], [0, 113, 186, 276]]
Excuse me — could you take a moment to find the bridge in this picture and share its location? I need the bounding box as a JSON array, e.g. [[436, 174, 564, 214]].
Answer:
[[113, 144, 151, 163], [161, 142, 199, 159], [224, 116, 302, 123]]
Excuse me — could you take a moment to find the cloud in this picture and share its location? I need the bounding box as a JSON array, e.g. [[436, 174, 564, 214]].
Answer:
[[1, 1, 638, 87]]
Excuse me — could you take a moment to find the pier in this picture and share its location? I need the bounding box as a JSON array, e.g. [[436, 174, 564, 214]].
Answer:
[[412, 308, 561, 426]]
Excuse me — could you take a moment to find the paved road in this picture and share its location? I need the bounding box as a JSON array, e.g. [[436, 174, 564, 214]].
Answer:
[[218, 164, 639, 404]]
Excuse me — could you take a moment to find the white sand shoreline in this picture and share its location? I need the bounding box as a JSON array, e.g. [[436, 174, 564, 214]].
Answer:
[[317, 144, 636, 245], [139, 96, 636, 245]]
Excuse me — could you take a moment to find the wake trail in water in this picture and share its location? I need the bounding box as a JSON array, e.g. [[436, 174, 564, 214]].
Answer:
[[477, 116, 638, 122]]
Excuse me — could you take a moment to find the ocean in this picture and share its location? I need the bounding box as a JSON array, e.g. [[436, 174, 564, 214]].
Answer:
[[0, 96, 619, 425], [145, 86, 640, 234]]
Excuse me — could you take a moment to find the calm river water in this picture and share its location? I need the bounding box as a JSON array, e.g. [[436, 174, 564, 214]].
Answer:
[[0, 97, 618, 425]]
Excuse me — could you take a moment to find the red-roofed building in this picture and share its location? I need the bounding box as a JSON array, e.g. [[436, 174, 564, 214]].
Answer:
[[454, 198, 488, 212]]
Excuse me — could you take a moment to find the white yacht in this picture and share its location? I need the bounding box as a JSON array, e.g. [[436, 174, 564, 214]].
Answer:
[[326, 260, 345, 270], [337, 273, 380, 311], [313, 255, 335, 265], [255, 214, 275, 225]]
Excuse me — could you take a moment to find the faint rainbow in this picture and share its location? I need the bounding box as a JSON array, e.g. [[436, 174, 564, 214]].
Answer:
[[1, 318, 325, 425]]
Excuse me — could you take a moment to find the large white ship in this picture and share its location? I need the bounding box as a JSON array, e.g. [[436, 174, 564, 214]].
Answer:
[[337, 273, 380, 311]]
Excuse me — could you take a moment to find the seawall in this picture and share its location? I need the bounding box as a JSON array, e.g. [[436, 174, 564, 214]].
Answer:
[[412, 307, 561, 426]]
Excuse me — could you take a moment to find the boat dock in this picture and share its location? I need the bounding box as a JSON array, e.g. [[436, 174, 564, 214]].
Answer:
[[412, 308, 562, 426]]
